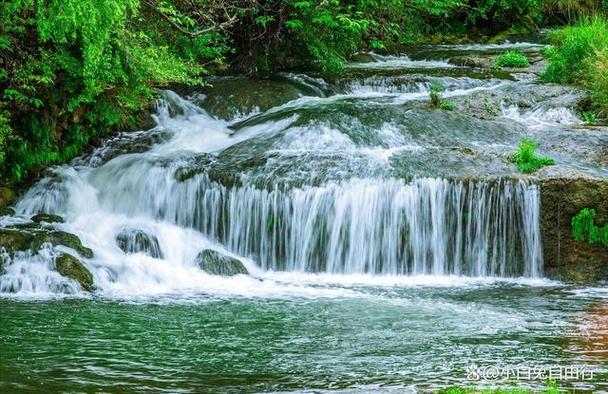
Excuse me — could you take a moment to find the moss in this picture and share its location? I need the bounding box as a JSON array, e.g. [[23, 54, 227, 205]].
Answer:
[[55, 253, 94, 291]]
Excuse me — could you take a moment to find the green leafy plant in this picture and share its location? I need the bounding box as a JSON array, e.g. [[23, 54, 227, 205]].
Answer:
[[582, 111, 598, 123], [511, 138, 555, 173], [430, 83, 454, 111], [495, 50, 529, 68], [440, 101, 455, 111], [572, 208, 608, 247], [430, 84, 443, 108]]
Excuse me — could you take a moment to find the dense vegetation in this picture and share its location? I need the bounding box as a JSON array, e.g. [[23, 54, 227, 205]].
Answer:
[[495, 50, 529, 67], [1, 0, 607, 183], [572, 208, 608, 247], [543, 18, 608, 116]]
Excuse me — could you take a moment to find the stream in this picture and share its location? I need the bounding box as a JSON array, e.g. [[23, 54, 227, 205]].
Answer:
[[1, 41, 607, 392]]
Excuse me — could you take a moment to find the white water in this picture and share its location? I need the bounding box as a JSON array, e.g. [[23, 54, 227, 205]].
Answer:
[[1, 61, 558, 295]]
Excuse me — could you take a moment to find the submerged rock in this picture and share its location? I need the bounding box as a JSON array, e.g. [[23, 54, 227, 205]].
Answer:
[[195, 249, 248, 276], [116, 229, 163, 258], [55, 253, 94, 291], [31, 213, 64, 223]]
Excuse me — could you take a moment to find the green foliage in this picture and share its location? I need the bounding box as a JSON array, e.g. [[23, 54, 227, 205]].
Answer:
[[543, 18, 608, 116], [0, 0, 224, 181], [430, 84, 443, 108], [584, 47, 608, 116], [572, 208, 608, 247], [511, 138, 555, 173], [429, 83, 454, 110], [439, 380, 559, 394], [495, 50, 530, 67], [440, 101, 455, 111], [582, 111, 598, 123], [543, 18, 608, 83]]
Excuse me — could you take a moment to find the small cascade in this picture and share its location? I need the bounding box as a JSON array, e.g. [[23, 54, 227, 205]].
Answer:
[[152, 176, 544, 277]]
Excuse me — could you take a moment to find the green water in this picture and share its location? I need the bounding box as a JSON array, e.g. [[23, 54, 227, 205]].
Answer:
[[2, 280, 607, 393]]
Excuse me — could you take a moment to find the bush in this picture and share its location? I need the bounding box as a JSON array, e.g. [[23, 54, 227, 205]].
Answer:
[[495, 50, 530, 67], [511, 138, 555, 173], [543, 17, 608, 116], [584, 47, 608, 116], [572, 208, 608, 247], [543, 18, 608, 84]]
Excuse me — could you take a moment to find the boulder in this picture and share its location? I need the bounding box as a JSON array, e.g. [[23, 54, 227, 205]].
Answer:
[[32, 230, 94, 258], [0, 229, 35, 254], [31, 213, 64, 223], [0, 187, 16, 208], [351, 53, 376, 63], [194, 249, 248, 276], [116, 229, 163, 258], [55, 253, 94, 291]]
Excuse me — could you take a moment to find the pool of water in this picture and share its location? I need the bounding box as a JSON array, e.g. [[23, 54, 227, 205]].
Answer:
[[2, 277, 607, 393]]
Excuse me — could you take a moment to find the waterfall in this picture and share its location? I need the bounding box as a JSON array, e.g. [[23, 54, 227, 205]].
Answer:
[[4, 85, 549, 297], [148, 176, 543, 277]]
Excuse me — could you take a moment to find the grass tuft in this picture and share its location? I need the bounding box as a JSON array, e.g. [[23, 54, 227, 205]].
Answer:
[[495, 50, 529, 68]]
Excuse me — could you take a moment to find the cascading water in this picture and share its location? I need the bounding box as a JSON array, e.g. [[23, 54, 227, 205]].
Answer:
[[2, 76, 548, 296]]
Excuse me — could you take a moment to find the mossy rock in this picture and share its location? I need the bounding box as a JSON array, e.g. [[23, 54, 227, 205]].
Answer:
[[351, 53, 376, 63], [195, 249, 248, 276], [116, 228, 163, 258], [0, 187, 16, 208], [31, 213, 64, 223], [0, 229, 35, 254], [55, 253, 94, 291], [32, 230, 94, 258], [448, 55, 492, 68]]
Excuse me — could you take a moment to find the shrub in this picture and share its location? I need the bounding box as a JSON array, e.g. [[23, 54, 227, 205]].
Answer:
[[511, 138, 555, 173], [572, 208, 608, 247], [584, 47, 608, 116], [543, 18, 608, 84], [495, 50, 530, 67]]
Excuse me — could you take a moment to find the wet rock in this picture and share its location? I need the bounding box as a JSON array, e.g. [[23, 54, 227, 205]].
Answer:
[[540, 177, 608, 281], [31, 213, 64, 224], [197, 77, 307, 120], [116, 229, 163, 258], [448, 55, 493, 68], [0, 229, 34, 254], [453, 82, 587, 121], [32, 230, 94, 258], [0, 187, 16, 208], [55, 253, 94, 291], [195, 249, 248, 276], [351, 53, 376, 63]]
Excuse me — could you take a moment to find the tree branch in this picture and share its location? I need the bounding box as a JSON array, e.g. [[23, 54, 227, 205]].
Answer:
[[143, 0, 238, 37]]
